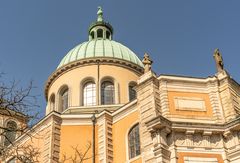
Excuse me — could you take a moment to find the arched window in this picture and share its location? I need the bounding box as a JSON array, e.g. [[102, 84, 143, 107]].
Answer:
[[101, 81, 115, 105], [7, 157, 16, 163], [90, 31, 95, 39], [83, 82, 96, 106], [49, 94, 55, 111], [129, 83, 137, 101], [128, 124, 140, 159], [97, 29, 103, 38], [59, 87, 68, 112], [4, 121, 17, 146], [106, 31, 110, 39]]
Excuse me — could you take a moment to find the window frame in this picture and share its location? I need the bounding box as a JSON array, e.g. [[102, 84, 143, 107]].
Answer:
[[97, 28, 103, 38], [83, 81, 96, 106], [106, 30, 111, 39], [4, 120, 17, 147], [128, 82, 137, 102], [58, 85, 69, 112], [101, 80, 115, 105], [49, 93, 55, 111], [128, 123, 141, 160]]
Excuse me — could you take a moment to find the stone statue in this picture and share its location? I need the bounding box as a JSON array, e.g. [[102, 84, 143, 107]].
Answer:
[[213, 48, 224, 73], [142, 53, 153, 73]]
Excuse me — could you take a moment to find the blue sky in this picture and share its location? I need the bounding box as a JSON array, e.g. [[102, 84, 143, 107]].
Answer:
[[1, 1, 240, 118]]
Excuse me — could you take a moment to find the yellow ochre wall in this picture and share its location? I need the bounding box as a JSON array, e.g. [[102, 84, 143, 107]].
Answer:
[[168, 91, 213, 117], [16, 120, 52, 163], [60, 125, 98, 163], [112, 110, 141, 163]]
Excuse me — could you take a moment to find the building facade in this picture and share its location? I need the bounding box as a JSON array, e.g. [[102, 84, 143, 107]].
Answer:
[[1, 7, 240, 163]]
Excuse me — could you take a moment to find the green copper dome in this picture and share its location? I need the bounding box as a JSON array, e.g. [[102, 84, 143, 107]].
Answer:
[[57, 7, 143, 69], [57, 40, 143, 69]]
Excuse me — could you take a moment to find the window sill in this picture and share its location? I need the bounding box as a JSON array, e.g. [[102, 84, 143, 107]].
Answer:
[[127, 155, 141, 163]]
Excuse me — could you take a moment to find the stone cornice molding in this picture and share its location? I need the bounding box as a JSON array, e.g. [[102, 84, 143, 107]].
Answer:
[[145, 115, 172, 133], [137, 70, 157, 87], [62, 104, 123, 114], [146, 115, 240, 136], [158, 74, 218, 84]]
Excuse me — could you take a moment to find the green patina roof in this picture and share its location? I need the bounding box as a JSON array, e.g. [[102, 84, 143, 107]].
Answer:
[[57, 39, 144, 69], [57, 7, 143, 69]]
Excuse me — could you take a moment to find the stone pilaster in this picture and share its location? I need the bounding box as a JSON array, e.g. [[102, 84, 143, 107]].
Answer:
[[146, 116, 172, 163], [42, 112, 62, 163], [136, 71, 160, 162], [97, 112, 113, 163], [207, 80, 224, 123], [153, 128, 171, 163], [159, 80, 170, 117], [49, 114, 62, 162], [217, 72, 237, 122]]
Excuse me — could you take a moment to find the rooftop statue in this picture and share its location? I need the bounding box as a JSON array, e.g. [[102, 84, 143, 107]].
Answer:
[[213, 48, 224, 73], [142, 53, 153, 73]]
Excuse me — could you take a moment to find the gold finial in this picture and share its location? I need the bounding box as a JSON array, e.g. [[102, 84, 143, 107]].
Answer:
[[97, 6, 103, 22], [213, 48, 224, 73], [142, 53, 153, 73]]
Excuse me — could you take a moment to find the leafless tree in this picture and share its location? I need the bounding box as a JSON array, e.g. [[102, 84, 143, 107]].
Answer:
[[0, 73, 40, 162], [1, 144, 40, 163], [60, 142, 93, 163]]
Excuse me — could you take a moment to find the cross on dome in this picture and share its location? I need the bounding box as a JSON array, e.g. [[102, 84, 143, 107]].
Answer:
[[88, 7, 114, 40]]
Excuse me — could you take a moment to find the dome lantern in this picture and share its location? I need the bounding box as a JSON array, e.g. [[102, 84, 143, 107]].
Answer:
[[56, 7, 144, 70], [88, 7, 113, 40]]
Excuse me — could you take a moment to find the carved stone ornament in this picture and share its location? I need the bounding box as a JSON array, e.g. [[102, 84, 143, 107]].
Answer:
[[175, 133, 186, 146], [213, 48, 224, 73], [142, 53, 153, 73], [175, 132, 222, 148]]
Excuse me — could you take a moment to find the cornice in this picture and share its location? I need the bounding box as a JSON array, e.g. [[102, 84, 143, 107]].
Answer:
[[146, 115, 240, 134], [158, 74, 218, 83], [44, 57, 144, 100]]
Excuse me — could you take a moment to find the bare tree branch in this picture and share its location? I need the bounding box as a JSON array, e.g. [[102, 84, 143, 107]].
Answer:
[[60, 142, 93, 163], [0, 73, 40, 162]]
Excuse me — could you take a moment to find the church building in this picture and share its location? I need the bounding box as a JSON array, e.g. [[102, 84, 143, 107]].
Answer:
[[2, 7, 240, 163]]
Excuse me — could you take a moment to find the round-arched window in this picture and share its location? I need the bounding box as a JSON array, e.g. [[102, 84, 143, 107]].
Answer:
[[101, 81, 115, 105], [59, 86, 69, 112], [106, 31, 110, 39], [129, 82, 137, 101], [49, 94, 55, 111], [4, 121, 17, 146], [128, 124, 140, 159], [83, 82, 96, 106], [97, 29, 103, 38]]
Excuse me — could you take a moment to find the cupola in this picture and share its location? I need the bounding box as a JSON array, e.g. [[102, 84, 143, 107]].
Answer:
[[88, 7, 113, 40]]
